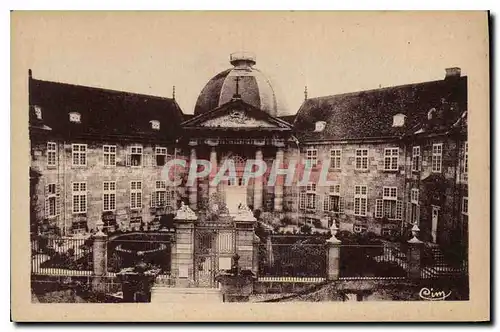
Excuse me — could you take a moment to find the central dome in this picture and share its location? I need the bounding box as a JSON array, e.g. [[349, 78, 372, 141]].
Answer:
[[194, 52, 280, 117]]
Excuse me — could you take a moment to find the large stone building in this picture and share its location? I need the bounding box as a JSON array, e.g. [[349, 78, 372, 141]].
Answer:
[[29, 52, 468, 249]]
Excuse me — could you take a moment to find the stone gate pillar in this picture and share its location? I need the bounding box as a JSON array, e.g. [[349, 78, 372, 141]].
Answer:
[[326, 222, 341, 281], [407, 224, 423, 279], [233, 203, 257, 272], [92, 220, 108, 294], [172, 202, 197, 287]]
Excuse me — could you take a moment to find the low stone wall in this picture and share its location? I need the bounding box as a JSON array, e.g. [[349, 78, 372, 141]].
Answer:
[[257, 277, 470, 302], [254, 280, 324, 295]]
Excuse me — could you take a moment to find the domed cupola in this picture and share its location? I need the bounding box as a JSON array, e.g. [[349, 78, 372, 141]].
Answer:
[[194, 52, 280, 117]]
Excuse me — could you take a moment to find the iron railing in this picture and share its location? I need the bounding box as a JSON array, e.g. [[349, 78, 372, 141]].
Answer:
[[31, 235, 94, 276], [258, 243, 327, 278]]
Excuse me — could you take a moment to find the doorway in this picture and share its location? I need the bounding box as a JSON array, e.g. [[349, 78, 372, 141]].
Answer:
[[225, 177, 247, 214], [431, 205, 440, 243]]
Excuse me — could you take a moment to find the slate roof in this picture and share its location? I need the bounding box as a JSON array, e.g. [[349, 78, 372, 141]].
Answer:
[[28, 75, 185, 141], [293, 75, 467, 141], [279, 114, 296, 125]]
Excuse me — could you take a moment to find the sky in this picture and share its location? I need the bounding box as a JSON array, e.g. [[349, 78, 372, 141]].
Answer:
[[14, 11, 487, 115]]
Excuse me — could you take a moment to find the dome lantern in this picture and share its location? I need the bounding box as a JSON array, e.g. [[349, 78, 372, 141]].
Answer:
[[229, 51, 256, 68]]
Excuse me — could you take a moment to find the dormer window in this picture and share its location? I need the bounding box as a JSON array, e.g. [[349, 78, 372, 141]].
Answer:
[[34, 105, 42, 120], [69, 112, 81, 123], [314, 121, 326, 132], [150, 120, 160, 130], [427, 108, 437, 121], [392, 113, 406, 127]]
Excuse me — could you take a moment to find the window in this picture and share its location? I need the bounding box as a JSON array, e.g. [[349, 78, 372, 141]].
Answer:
[[314, 121, 326, 132], [384, 148, 399, 171], [299, 190, 306, 210], [330, 149, 342, 169], [355, 149, 368, 170], [72, 182, 87, 214], [375, 187, 403, 220], [103, 145, 116, 167], [462, 197, 468, 215], [127, 145, 143, 167], [34, 105, 42, 120], [462, 142, 468, 181], [130, 181, 142, 210], [150, 120, 160, 130], [392, 113, 406, 127], [412, 146, 421, 172], [45, 183, 60, 218], [382, 228, 397, 236], [69, 112, 81, 123], [72, 144, 87, 166], [152, 180, 168, 208], [103, 181, 116, 212], [299, 183, 317, 211], [354, 185, 368, 216], [155, 147, 167, 166], [47, 142, 57, 167], [432, 143, 443, 173], [353, 224, 367, 233], [323, 184, 344, 214], [306, 182, 316, 210], [411, 188, 419, 203], [306, 148, 318, 167], [407, 188, 420, 224], [305, 218, 316, 226]]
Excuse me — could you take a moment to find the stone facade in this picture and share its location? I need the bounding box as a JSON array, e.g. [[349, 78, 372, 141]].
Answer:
[[30, 138, 185, 235], [29, 63, 467, 250]]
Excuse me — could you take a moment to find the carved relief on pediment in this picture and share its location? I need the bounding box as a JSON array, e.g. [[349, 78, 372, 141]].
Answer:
[[200, 110, 276, 128]]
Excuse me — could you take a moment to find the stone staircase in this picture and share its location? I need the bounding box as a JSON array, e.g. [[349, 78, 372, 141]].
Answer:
[[151, 286, 223, 303], [421, 243, 467, 279]]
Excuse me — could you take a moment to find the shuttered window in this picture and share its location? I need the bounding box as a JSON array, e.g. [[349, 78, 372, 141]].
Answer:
[[45, 183, 61, 218]]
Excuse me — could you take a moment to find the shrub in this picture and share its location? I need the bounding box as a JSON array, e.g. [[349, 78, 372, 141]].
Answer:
[[260, 212, 282, 227], [255, 222, 269, 241], [280, 216, 294, 226], [337, 230, 356, 243], [312, 219, 323, 229], [160, 214, 174, 229], [300, 224, 312, 235]]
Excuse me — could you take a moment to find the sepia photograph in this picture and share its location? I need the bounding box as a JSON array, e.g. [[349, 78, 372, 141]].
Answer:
[[10, 10, 490, 321]]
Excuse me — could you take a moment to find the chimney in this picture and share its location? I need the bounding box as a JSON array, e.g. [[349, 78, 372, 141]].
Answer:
[[445, 67, 461, 79]]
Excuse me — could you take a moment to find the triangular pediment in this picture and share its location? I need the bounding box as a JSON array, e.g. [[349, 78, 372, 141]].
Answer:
[[181, 99, 292, 130]]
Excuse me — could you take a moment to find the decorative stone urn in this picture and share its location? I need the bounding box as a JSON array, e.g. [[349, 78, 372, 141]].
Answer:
[[116, 252, 160, 302], [173, 202, 197, 221], [215, 253, 256, 302]]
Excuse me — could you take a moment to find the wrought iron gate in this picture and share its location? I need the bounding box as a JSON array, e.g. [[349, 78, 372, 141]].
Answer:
[[194, 223, 236, 287]]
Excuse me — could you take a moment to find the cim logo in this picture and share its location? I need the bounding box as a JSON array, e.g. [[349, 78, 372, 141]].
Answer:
[[419, 287, 452, 301]]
